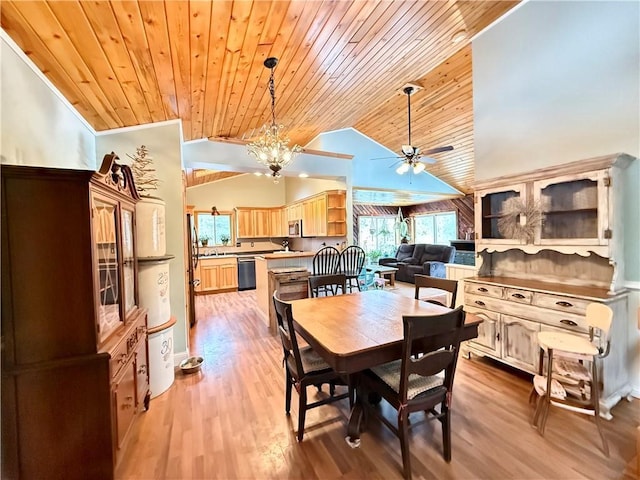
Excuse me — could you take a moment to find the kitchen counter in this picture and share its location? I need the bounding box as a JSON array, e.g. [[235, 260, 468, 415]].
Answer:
[[255, 254, 316, 329], [259, 251, 316, 259]]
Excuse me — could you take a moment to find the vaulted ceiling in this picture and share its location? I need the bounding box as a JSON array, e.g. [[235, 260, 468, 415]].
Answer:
[[1, 0, 518, 194]]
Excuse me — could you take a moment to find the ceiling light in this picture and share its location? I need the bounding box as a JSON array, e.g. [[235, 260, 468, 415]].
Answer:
[[211, 206, 220, 216], [246, 57, 302, 183], [396, 163, 410, 175], [452, 29, 468, 44], [413, 162, 425, 174], [298, 173, 309, 178], [253, 172, 263, 176]]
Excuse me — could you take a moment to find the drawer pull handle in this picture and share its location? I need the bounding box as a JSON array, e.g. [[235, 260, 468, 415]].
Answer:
[[560, 319, 578, 327], [478, 287, 488, 293], [511, 293, 526, 299], [556, 301, 573, 308], [474, 300, 486, 307]]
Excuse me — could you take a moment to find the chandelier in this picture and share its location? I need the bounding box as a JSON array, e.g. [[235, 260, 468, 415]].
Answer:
[[246, 57, 302, 183]]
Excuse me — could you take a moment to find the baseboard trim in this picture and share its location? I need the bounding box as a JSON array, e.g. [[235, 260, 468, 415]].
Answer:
[[173, 350, 189, 366]]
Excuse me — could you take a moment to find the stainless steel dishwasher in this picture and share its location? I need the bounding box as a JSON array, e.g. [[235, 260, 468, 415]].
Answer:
[[237, 256, 256, 291]]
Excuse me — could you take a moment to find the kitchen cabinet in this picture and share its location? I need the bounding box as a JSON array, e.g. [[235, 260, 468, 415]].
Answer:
[[270, 207, 287, 237], [326, 191, 347, 236], [465, 150, 636, 419], [196, 257, 238, 293], [301, 190, 346, 237], [1, 155, 150, 479], [236, 207, 271, 238], [286, 202, 302, 221]]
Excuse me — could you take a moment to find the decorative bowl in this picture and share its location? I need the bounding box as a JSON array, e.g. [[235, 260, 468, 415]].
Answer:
[[179, 355, 204, 374]]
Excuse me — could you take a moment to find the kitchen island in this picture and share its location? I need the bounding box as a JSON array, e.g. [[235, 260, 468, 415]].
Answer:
[[255, 251, 316, 328]]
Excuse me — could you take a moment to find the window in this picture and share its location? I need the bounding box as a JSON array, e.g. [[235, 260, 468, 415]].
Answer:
[[358, 216, 398, 259], [195, 211, 232, 246], [413, 211, 457, 245]]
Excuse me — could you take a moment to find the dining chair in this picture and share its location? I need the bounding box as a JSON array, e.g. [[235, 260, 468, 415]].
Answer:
[[531, 302, 613, 456], [272, 293, 352, 441], [308, 274, 347, 297], [339, 245, 366, 292], [360, 306, 466, 479], [312, 246, 341, 296], [414, 274, 458, 309], [312, 245, 341, 276]]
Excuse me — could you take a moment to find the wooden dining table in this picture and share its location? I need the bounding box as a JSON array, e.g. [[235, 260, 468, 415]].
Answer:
[[290, 289, 481, 446]]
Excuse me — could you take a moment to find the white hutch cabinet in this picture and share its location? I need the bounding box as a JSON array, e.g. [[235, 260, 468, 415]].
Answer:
[[464, 153, 636, 419]]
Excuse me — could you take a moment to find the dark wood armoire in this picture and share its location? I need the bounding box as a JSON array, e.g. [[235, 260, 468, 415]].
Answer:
[[1, 155, 149, 480]]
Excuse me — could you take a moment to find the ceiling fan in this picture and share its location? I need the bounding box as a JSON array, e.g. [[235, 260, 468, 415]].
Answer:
[[374, 85, 454, 175]]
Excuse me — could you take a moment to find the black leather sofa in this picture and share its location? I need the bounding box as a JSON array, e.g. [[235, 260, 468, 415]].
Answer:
[[378, 244, 456, 283]]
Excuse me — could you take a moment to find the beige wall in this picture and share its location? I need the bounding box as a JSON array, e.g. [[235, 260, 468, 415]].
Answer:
[[96, 123, 189, 362], [186, 173, 286, 211]]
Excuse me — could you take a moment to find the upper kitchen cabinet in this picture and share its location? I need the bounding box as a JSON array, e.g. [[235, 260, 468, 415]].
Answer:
[[285, 203, 303, 222], [270, 207, 287, 237], [301, 190, 346, 237], [235, 207, 271, 238]]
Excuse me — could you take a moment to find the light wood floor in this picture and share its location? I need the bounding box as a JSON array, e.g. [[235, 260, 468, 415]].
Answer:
[[117, 284, 639, 479]]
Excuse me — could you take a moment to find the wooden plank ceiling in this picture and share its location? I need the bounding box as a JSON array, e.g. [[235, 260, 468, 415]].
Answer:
[[1, 0, 518, 194]]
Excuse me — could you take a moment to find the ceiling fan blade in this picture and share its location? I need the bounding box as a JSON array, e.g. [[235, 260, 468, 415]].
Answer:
[[370, 155, 403, 161], [422, 145, 454, 155], [421, 156, 437, 164]]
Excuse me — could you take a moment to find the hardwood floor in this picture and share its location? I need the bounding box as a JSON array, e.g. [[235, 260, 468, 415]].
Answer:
[[117, 284, 639, 479]]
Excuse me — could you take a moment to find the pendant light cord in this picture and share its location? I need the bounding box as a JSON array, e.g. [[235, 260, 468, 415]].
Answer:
[[269, 67, 276, 127], [407, 89, 412, 146]]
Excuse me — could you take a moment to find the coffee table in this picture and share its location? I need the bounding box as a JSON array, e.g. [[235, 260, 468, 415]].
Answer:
[[366, 264, 398, 286]]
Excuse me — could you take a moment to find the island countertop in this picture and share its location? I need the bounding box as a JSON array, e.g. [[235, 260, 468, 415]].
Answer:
[[259, 251, 317, 259]]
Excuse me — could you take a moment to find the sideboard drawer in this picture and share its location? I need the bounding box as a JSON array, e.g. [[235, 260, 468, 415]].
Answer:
[[532, 292, 591, 316], [464, 305, 500, 322], [505, 288, 533, 305], [465, 283, 503, 299], [525, 307, 590, 334], [466, 293, 500, 311]]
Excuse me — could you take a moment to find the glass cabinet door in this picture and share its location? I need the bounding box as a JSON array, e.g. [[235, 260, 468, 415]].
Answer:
[[92, 194, 122, 342], [533, 171, 607, 245], [121, 207, 137, 315], [475, 184, 527, 244]]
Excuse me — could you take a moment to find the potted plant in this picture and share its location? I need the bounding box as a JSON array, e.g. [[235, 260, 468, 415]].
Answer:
[[395, 208, 411, 243], [368, 249, 383, 265], [200, 235, 210, 247], [219, 233, 230, 246]]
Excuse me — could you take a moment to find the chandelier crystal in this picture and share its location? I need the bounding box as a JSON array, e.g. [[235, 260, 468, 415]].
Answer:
[[246, 57, 302, 183]]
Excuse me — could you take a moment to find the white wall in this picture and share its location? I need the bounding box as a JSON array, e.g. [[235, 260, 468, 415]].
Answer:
[[1, 32, 95, 169], [474, 1, 640, 176], [307, 128, 461, 195], [474, 0, 640, 397], [96, 123, 189, 361]]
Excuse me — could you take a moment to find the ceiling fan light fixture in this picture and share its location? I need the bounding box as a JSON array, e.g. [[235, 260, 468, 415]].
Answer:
[[396, 163, 410, 175], [413, 162, 425, 174], [246, 57, 302, 183]]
